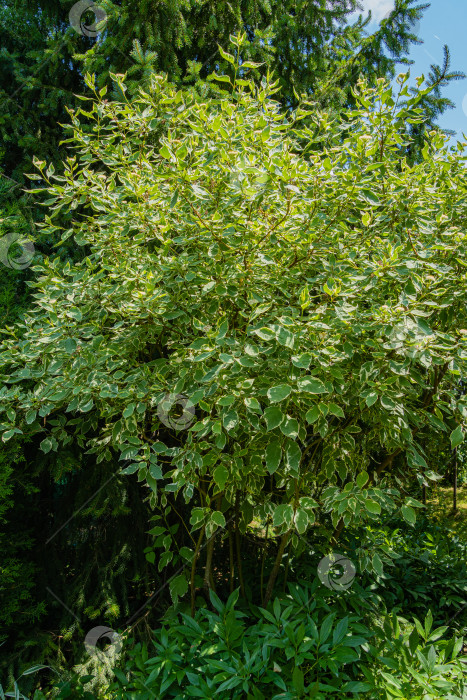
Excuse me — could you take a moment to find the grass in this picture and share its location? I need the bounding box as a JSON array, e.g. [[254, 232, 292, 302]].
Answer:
[[426, 483, 467, 540]]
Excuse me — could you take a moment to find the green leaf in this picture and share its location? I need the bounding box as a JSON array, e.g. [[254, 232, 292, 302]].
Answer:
[[361, 189, 380, 205], [291, 353, 312, 369], [40, 437, 53, 454], [365, 392, 378, 407], [160, 145, 172, 160], [218, 46, 235, 64], [297, 377, 327, 394], [381, 396, 396, 411], [79, 398, 94, 413], [276, 326, 294, 348], [292, 667, 305, 694], [123, 403, 135, 418], [342, 682, 372, 693], [169, 574, 188, 602], [208, 73, 231, 83], [294, 509, 308, 535], [211, 511, 226, 528], [365, 500, 381, 515], [267, 384, 292, 403], [64, 337, 77, 353], [328, 402, 344, 418], [253, 327, 275, 341], [241, 60, 262, 69], [179, 547, 194, 561], [305, 406, 320, 423], [450, 425, 464, 449], [280, 417, 299, 438], [356, 471, 369, 489], [299, 284, 310, 309], [170, 189, 179, 208], [25, 409, 37, 425], [265, 440, 282, 474], [285, 440, 301, 473], [218, 395, 236, 406], [121, 463, 139, 475], [244, 397, 261, 412], [263, 406, 284, 431], [213, 465, 229, 490], [401, 504, 416, 525], [273, 503, 293, 527], [372, 552, 383, 576], [223, 410, 238, 431]]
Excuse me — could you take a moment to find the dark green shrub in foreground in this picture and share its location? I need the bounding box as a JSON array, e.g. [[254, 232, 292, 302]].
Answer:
[[74, 584, 467, 699]]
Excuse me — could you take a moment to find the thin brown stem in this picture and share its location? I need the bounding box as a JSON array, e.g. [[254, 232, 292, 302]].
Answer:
[[228, 521, 235, 594], [190, 525, 205, 617], [235, 492, 245, 598], [263, 531, 291, 607], [260, 520, 269, 605]]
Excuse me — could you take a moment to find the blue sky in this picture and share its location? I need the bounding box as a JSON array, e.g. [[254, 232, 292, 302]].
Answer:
[[354, 0, 467, 145]]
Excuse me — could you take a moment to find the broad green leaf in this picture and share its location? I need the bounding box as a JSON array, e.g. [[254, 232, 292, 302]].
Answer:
[[223, 410, 238, 431], [285, 440, 301, 473], [294, 509, 308, 535], [265, 440, 282, 474], [169, 574, 188, 601], [123, 403, 135, 418], [25, 409, 37, 425], [213, 465, 229, 490], [263, 406, 284, 431], [365, 500, 381, 515], [244, 397, 261, 412], [372, 552, 383, 577], [267, 384, 292, 403], [253, 327, 275, 341], [291, 353, 312, 369], [305, 406, 320, 423], [360, 189, 380, 205], [273, 503, 293, 527], [401, 504, 416, 525], [211, 511, 226, 528], [450, 425, 464, 449], [356, 471, 369, 489], [280, 417, 299, 438], [276, 326, 294, 348], [40, 437, 53, 454], [297, 377, 327, 394], [328, 403, 345, 418]]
